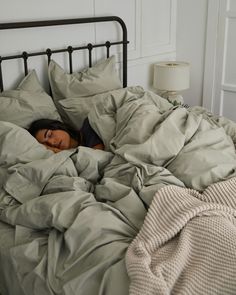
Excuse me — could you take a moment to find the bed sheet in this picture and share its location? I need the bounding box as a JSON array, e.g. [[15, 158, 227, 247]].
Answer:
[[1, 87, 236, 294]]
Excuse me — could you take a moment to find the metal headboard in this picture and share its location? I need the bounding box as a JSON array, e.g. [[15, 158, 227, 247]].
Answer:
[[0, 16, 128, 92]]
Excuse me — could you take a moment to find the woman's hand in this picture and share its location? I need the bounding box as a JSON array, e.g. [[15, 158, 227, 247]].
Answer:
[[93, 143, 105, 150], [43, 144, 62, 153]]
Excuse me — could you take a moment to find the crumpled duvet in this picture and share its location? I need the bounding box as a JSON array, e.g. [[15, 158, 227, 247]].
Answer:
[[1, 86, 236, 295]]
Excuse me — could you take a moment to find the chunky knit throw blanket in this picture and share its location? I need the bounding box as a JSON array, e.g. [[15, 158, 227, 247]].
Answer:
[[126, 177, 236, 295]]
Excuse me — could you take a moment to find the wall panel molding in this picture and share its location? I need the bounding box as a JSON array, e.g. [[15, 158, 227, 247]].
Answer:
[[94, 0, 141, 61], [93, 0, 177, 63], [141, 0, 177, 57]]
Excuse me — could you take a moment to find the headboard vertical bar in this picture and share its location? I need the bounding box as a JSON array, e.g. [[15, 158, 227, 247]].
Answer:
[[122, 40, 128, 87], [46, 49, 52, 64], [105, 41, 111, 58], [0, 58, 3, 92], [88, 43, 93, 67], [68, 46, 73, 73], [22, 52, 28, 76], [46, 49, 53, 96]]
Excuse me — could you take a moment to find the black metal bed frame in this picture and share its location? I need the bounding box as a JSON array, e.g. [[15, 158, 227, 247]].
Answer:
[[0, 16, 128, 92]]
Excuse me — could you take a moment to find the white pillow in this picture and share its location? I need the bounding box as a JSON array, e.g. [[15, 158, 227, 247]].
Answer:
[[58, 95, 100, 130], [0, 70, 61, 128], [48, 55, 122, 102]]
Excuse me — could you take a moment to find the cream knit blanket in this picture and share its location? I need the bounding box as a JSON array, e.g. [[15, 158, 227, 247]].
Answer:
[[126, 177, 236, 295]]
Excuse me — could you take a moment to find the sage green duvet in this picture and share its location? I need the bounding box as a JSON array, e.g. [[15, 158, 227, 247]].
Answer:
[[1, 87, 236, 295]]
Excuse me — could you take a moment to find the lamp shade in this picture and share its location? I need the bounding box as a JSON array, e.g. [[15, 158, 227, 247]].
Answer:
[[153, 61, 190, 91]]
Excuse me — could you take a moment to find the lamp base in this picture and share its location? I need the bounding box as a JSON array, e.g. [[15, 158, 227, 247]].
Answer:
[[159, 91, 184, 106]]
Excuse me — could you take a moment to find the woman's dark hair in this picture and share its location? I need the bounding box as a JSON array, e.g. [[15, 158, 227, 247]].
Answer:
[[28, 119, 80, 142]]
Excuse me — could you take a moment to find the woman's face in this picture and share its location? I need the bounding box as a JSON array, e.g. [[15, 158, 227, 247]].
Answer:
[[35, 129, 73, 150]]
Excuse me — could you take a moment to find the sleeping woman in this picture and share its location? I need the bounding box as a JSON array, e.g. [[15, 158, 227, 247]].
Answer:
[[28, 118, 104, 153]]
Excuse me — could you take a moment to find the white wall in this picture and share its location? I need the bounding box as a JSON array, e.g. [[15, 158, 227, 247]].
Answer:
[[176, 0, 208, 106], [0, 0, 177, 91]]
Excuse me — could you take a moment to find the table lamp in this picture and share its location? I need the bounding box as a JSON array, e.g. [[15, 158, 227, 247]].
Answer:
[[153, 61, 190, 105]]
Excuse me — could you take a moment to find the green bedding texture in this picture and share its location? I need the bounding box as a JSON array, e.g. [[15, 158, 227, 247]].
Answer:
[[0, 87, 236, 294]]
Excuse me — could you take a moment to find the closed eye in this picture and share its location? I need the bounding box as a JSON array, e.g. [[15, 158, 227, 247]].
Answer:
[[44, 129, 52, 140]]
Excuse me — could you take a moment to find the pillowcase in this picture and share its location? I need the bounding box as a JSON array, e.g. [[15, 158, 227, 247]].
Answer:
[[0, 121, 52, 169], [58, 95, 99, 130], [48, 55, 122, 102], [0, 70, 61, 128]]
